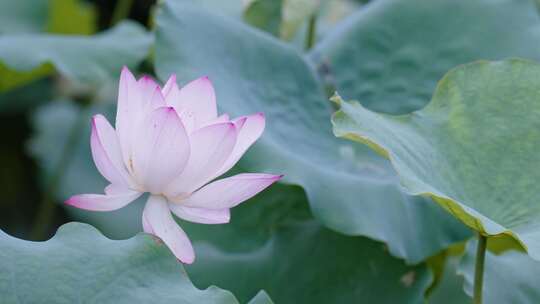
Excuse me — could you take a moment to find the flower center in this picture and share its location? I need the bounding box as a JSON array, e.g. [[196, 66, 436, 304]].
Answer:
[[167, 192, 190, 204]]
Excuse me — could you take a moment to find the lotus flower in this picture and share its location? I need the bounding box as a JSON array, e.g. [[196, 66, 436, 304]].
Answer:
[[66, 67, 282, 263]]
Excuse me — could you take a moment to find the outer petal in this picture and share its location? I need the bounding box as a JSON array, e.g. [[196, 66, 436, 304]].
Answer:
[[131, 107, 190, 194], [182, 173, 282, 209], [169, 205, 230, 224], [161, 74, 177, 97], [137, 76, 159, 101], [138, 76, 166, 112], [143, 195, 195, 264], [115, 67, 141, 166], [142, 209, 154, 234], [91, 115, 131, 186], [65, 188, 141, 211], [104, 183, 129, 195], [217, 113, 265, 176], [166, 77, 218, 128], [165, 122, 237, 197], [199, 113, 231, 129]]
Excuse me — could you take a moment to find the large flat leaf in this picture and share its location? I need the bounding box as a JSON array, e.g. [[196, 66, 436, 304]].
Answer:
[[310, 0, 540, 114], [0, 222, 256, 303], [183, 183, 433, 304], [0, 21, 151, 92], [247, 291, 274, 304], [332, 59, 540, 258], [0, 0, 48, 34], [153, 0, 469, 263]]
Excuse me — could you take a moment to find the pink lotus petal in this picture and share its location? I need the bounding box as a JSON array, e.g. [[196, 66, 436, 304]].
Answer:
[[104, 183, 130, 195], [142, 210, 154, 234], [218, 113, 265, 175], [166, 122, 237, 197], [138, 76, 166, 111], [162, 79, 198, 133], [137, 75, 159, 97], [183, 173, 282, 209], [166, 77, 218, 128], [169, 205, 230, 224], [233, 116, 247, 129], [178, 110, 196, 134], [65, 188, 141, 211], [161, 74, 177, 97], [116, 67, 142, 167], [90, 115, 131, 186], [131, 107, 190, 194], [199, 113, 231, 129], [143, 195, 195, 264]]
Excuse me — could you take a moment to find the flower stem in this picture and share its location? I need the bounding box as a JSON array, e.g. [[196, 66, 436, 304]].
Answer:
[[305, 14, 317, 51], [473, 233, 487, 304]]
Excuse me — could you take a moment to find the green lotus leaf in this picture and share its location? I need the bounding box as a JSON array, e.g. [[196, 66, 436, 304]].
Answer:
[[247, 291, 274, 304], [182, 183, 433, 304], [310, 0, 540, 114], [0, 0, 48, 34], [153, 0, 470, 264], [0, 222, 271, 303], [0, 21, 151, 92], [332, 58, 540, 257]]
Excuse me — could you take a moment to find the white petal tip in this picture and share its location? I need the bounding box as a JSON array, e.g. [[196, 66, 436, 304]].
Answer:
[[180, 255, 195, 264], [194, 76, 213, 86], [139, 75, 153, 82], [64, 196, 83, 209], [120, 66, 136, 81], [64, 197, 75, 206], [91, 114, 104, 123], [235, 117, 248, 128]]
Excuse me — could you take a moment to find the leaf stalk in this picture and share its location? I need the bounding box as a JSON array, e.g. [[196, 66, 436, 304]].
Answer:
[[473, 233, 487, 304]]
